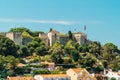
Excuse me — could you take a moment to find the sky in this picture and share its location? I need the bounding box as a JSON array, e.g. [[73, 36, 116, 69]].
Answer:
[[0, 0, 120, 47]]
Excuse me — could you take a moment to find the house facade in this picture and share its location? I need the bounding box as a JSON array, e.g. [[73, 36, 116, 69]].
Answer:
[[66, 68, 96, 80]]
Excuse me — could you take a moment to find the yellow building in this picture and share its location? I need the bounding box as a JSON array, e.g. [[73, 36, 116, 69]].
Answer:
[[66, 68, 96, 80]]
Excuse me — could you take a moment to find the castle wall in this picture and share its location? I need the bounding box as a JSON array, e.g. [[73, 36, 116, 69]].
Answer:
[[6, 32, 14, 41], [60, 36, 69, 45], [6, 32, 22, 45], [39, 33, 49, 46], [48, 33, 53, 46], [0, 32, 6, 36], [22, 38, 32, 45], [74, 33, 87, 46], [48, 31, 60, 46]]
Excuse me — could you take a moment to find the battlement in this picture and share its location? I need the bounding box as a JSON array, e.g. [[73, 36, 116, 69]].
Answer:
[[0, 30, 88, 46]]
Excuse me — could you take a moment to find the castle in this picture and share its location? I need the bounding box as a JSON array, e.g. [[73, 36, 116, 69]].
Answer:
[[0, 29, 87, 46], [39, 29, 87, 46]]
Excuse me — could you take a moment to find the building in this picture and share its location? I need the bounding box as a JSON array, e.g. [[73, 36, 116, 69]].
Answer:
[[6, 76, 34, 80], [66, 68, 96, 80], [74, 32, 87, 46], [39, 29, 87, 46], [0, 32, 22, 45], [43, 61, 55, 71], [0, 29, 87, 46], [104, 70, 120, 80], [47, 29, 60, 46], [6, 32, 22, 45], [34, 74, 71, 80]]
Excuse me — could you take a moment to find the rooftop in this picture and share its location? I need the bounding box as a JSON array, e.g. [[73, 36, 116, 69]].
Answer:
[[71, 68, 84, 73], [38, 74, 69, 78]]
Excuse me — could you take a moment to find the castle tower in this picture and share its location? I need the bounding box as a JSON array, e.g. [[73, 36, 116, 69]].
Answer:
[[6, 32, 22, 45], [47, 29, 60, 46], [74, 32, 87, 46]]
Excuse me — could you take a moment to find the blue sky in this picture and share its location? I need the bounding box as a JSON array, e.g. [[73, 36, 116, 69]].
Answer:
[[0, 0, 120, 47]]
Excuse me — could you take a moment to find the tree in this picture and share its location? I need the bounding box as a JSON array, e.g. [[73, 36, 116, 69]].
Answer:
[[110, 77, 116, 80], [65, 40, 75, 50], [51, 48, 64, 64], [88, 41, 102, 56], [6, 56, 19, 69], [71, 50, 79, 61], [22, 31, 33, 38], [27, 37, 46, 56], [20, 46, 29, 57], [0, 35, 19, 56], [68, 31, 73, 40], [103, 43, 118, 54], [52, 41, 63, 49]]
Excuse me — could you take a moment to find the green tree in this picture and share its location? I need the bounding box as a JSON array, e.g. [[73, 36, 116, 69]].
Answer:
[[20, 46, 29, 57], [65, 40, 75, 50], [71, 50, 79, 61], [27, 37, 46, 55], [68, 31, 73, 40], [52, 41, 63, 49], [6, 56, 19, 69], [0, 35, 19, 56], [88, 41, 102, 56], [110, 77, 116, 80], [103, 43, 118, 53], [9, 27, 32, 34]]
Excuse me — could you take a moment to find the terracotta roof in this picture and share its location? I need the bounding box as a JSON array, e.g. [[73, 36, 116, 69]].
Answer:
[[39, 74, 69, 78], [118, 72, 120, 75], [75, 32, 83, 34], [17, 63, 26, 67], [50, 30, 59, 33], [43, 61, 55, 65], [71, 68, 84, 73], [7, 77, 34, 80]]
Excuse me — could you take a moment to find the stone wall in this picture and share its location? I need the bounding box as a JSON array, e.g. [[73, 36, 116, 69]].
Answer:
[[39, 33, 49, 46], [60, 36, 69, 45], [22, 37, 32, 45], [6, 32, 22, 45], [0, 32, 6, 36]]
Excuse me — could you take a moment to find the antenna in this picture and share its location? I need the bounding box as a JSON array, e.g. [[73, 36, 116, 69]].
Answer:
[[84, 25, 86, 33]]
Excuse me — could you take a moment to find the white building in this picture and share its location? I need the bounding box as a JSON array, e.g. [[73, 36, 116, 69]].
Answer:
[[104, 70, 120, 80]]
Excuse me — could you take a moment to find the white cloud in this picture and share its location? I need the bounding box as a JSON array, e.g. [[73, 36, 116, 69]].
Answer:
[[0, 18, 81, 25]]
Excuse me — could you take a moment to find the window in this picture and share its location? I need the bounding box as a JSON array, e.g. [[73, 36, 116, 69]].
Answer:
[[55, 33, 57, 39]]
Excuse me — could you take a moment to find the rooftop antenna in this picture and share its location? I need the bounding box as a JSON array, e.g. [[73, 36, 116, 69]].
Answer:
[[84, 25, 86, 33]]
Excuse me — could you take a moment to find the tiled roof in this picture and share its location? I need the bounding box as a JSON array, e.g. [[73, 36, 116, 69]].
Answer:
[[39, 74, 69, 78], [71, 68, 84, 73], [7, 77, 34, 80], [17, 63, 26, 67], [75, 32, 83, 34], [43, 61, 55, 66], [50, 30, 59, 33]]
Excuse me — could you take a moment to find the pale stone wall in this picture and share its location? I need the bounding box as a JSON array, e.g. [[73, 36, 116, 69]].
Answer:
[[39, 33, 49, 46], [6, 32, 22, 45], [6, 32, 14, 41], [66, 69, 78, 80], [0, 32, 6, 36], [47, 31, 60, 46], [74, 33, 87, 46]]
